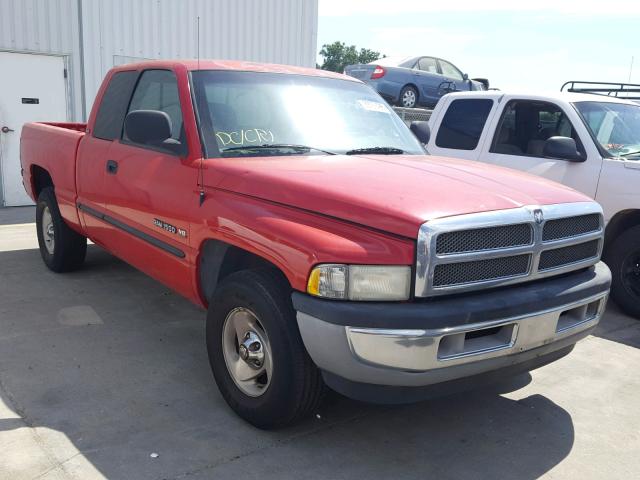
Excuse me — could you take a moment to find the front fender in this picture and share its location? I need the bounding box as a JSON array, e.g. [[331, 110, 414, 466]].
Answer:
[[190, 189, 415, 294]]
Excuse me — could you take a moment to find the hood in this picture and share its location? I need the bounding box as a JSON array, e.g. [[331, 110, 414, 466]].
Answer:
[[204, 154, 591, 238]]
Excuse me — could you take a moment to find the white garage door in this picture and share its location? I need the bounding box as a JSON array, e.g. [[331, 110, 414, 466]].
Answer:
[[0, 52, 68, 206]]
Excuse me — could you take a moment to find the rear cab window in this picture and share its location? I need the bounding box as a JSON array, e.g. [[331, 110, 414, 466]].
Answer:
[[93, 71, 139, 140], [435, 98, 494, 150]]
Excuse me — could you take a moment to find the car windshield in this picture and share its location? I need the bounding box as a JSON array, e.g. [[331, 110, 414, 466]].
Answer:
[[190, 70, 424, 158], [574, 101, 640, 158]]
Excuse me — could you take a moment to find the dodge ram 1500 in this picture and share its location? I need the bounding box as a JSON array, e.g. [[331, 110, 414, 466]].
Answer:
[[20, 60, 610, 428]]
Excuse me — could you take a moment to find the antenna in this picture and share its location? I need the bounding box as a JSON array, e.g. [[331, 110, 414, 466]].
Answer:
[[196, 15, 205, 206], [629, 56, 635, 83]]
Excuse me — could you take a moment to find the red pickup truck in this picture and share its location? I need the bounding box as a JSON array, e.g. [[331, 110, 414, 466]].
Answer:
[[20, 60, 610, 428]]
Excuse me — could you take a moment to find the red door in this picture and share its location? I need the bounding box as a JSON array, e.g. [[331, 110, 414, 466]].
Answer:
[[98, 69, 198, 299]]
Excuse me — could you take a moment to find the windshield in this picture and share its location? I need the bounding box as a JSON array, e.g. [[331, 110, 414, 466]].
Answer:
[[574, 101, 640, 157], [191, 71, 424, 158]]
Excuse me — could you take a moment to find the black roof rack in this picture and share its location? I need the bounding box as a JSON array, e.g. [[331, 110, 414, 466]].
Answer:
[[561, 81, 640, 101]]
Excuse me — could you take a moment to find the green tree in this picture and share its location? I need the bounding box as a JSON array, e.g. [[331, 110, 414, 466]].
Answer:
[[319, 41, 383, 73]]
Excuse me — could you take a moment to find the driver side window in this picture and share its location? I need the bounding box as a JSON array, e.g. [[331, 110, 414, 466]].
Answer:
[[491, 100, 583, 158], [125, 69, 186, 155], [438, 60, 463, 81]]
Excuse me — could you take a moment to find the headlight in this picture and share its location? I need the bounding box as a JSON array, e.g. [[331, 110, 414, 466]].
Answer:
[[307, 264, 411, 301]]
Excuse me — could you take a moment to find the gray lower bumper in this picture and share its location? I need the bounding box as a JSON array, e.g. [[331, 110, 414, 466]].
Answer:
[[296, 292, 607, 388]]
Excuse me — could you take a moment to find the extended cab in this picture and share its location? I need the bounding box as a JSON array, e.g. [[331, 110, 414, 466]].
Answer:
[[20, 61, 610, 428], [427, 91, 640, 319]]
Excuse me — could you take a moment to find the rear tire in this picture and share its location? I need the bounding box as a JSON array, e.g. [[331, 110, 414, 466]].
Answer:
[[36, 187, 87, 272], [398, 85, 418, 108], [604, 225, 640, 319], [206, 269, 325, 429]]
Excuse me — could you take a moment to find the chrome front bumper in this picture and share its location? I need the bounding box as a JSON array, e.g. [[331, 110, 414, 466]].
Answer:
[[296, 293, 607, 388]]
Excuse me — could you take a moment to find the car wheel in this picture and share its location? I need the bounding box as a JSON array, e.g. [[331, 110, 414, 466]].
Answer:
[[36, 187, 87, 272], [605, 225, 640, 319], [206, 269, 325, 429], [399, 85, 418, 108]]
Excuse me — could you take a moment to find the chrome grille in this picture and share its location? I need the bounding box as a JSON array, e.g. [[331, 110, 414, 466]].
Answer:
[[433, 254, 531, 287], [542, 214, 601, 241], [436, 224, 532, 255], [416, 203, 604, 297], [539, 239, 600, 271]]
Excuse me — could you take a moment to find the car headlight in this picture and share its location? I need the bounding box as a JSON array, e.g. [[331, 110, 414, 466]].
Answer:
[[307, 264, 411, 301]]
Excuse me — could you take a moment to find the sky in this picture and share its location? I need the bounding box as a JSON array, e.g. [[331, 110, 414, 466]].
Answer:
[[317, 0, 640, 93]]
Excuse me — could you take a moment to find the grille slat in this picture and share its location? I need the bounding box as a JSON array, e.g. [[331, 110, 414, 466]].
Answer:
[[433, 254, 531, 287], [542, 214, 600, 241], [436, 223, 532, 255], [539, 240, 600, 271]]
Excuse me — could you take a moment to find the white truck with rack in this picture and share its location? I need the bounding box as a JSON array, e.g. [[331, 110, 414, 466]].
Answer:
[[424, 88, 640, 318]]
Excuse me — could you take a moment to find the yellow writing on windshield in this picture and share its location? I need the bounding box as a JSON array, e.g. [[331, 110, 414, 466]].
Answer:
[[216, 129, 274, 146]]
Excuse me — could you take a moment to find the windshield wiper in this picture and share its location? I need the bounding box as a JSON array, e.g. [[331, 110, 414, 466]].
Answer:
[[619, 150, 640, 157], [345, 146, 405, 155], [221, 144, 336, 155]]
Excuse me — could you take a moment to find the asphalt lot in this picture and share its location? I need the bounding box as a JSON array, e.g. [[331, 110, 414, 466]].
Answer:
[[1, 206, 639, 480]]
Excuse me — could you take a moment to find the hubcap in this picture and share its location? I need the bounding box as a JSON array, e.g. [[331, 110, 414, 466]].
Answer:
[[41, 207, 55, 254], [222, 307, 272, 397], [402, 89, 416, 107]]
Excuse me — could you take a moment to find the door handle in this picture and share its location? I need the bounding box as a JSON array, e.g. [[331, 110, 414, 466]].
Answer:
[[1, 126, 14, 133], [106, 159, 118, 174]]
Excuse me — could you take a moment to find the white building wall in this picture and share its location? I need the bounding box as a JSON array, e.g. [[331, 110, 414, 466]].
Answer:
[[0, 0, 84, 120], [0, 0, 319, 120]]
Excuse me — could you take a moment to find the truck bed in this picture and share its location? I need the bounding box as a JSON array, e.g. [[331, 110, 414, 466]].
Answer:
[[20, 122, 87, 229]]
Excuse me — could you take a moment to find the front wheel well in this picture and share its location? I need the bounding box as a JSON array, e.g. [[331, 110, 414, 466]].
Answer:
[[198, 239, 290, 305], [604, 209, 640, 255]]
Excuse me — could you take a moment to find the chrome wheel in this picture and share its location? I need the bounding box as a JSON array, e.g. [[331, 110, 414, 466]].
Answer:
[[402, 88, 417, 107], [222, 307, 273, 397], [41, 206, 55, 254]]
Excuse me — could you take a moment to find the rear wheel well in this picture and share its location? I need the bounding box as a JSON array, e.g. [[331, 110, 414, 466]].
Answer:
[[400, 83, 419, 100], [604, 209, 640, 255], [198, 240, 290, 304], [31, 165, 54, 198]]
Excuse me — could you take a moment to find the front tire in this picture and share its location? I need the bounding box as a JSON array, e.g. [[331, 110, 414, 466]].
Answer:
[[206, 269, 325, 429], [36, 187, 87, 272], [605, 226, 640, 319]]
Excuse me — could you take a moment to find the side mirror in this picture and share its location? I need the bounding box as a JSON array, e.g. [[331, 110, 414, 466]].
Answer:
[[125, 110, 172, 145], [410, 121, 430, 144], [462, 73, 469, 81], [543, 136, 584, 162]]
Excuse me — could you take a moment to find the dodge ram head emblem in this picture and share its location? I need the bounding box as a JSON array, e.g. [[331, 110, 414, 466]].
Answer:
[[533, 209, 544, 224]]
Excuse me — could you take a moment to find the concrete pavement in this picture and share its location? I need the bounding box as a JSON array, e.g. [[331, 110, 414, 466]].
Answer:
[[1, 206, 639, 480]]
